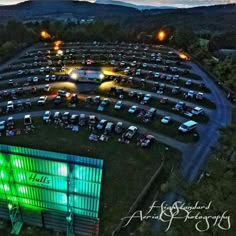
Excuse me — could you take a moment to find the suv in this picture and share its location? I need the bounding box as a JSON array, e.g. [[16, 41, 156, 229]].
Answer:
[[24, 114, 32, 126]]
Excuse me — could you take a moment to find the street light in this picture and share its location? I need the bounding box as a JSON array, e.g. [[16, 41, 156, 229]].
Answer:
[[157, 30, 166, 41]]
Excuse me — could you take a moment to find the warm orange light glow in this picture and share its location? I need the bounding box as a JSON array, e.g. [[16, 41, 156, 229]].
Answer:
[[157, 31, 166, 41], [179, 53, 189, 60], [40, 31, 51, 39], [54, 46, 59, 51], [54, 40, 62, 47]]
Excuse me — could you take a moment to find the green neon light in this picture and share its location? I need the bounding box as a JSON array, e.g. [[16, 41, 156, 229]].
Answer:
[[0, 144, 103, 218]]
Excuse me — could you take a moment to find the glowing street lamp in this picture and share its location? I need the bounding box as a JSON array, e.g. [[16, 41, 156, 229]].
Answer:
[[40, 31, 51, 39], [157, 31, 166, 41]]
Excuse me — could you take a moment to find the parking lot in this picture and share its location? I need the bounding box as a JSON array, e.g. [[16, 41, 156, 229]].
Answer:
[[0, 41, 226, 234]]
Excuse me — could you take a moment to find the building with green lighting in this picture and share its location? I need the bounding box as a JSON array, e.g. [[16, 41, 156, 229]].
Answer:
[[0, 144, 103, 236]]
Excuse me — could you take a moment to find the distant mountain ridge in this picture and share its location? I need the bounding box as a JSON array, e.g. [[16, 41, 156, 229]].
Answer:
[[95, 0, 177, 10]]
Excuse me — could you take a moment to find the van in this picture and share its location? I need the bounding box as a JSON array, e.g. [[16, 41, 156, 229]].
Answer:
[[178, 120, 197, 133], [24, 114, 32, 126]]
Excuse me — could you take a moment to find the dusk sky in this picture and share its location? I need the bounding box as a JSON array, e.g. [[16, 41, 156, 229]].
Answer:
[[0, 0, 235, 8]]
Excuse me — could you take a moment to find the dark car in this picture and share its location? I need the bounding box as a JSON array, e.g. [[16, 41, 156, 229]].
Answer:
[[70, 114, 79, 124], [54, 96, 62, 105]]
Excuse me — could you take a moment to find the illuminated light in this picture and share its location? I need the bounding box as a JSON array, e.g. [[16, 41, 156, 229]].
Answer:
[[54, 40, 62, 46], [59, 165, 68, 176], [13, 159, 23, 168], [99, 73, 105, 80], [99, 81, 115, 92], [8, 203, 13, 210], [57, 50, 63, 56], [157, 30, 166, 41], [3, 184, 10, 191], [19, 186, 27, 194], [18, 173, 26, 181], [40, 31, 51, 39], [23, 199, 30, 204], [54, 46, 59, 51], [70, 72, 78, 80], [179, 53, 189, 60], [0, 171, 5, 179]]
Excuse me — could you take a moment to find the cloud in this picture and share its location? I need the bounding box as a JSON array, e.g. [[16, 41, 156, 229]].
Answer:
[[96, 0, 236, 7]]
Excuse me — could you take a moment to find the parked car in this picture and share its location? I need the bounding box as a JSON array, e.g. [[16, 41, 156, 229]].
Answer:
[[43, 111, 52, 122], [32, 77, 39, 83], [191, 107, 204, 115], [115, 122, 123, 134], [37, 96, 47, 105], [24, 114, 32, 126], [6, 117, 14, 129], [62, 112, 71, 123], [0, 121, 6, 131], [179, 120, 197, 133], [114, 101, 123, 110], [54, 111, 62, 122], [143, 94, 151, 103], [122, 126, 138, 139], [79, 114, 86, 126], [54, 96, 62, 105], [128, 105, 138, 114], [104, 122, 114, 134], [44, 84, 51, 92], [70, 94, 78, 104], [144, 108, 156, 119], [97, 98, 110, 112], [161, 116, 171, 124], [58, 89, 70, 98], [7, 101, 14, 111], [185, 79, 192, 86], [137, 134, 155, 147], [70, 114, 79, 124], [96, 119, 107, 130], [24, 99, 32, 108]]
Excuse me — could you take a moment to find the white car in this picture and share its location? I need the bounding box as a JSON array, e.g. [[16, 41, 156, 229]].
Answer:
[[7, 101, 14, 110], [114, 101, 123, 110], [44, 84, 51, 92], [32, 77, 39, 83], [37, 96, 47, 105], [45, 75, 50, 81], [187, 90, 195, 98], [39, 67, 45, 73], [161, 116, 171, 124], [154, 72, 160, 78], [128, 105, 138, 114], [192, 107, 204, 115]]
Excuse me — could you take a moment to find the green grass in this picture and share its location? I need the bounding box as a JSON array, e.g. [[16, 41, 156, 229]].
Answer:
[[0, 118, 180, 236]]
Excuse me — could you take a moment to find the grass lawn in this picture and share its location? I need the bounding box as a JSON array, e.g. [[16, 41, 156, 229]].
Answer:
[[0, 118, 180, 236]]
